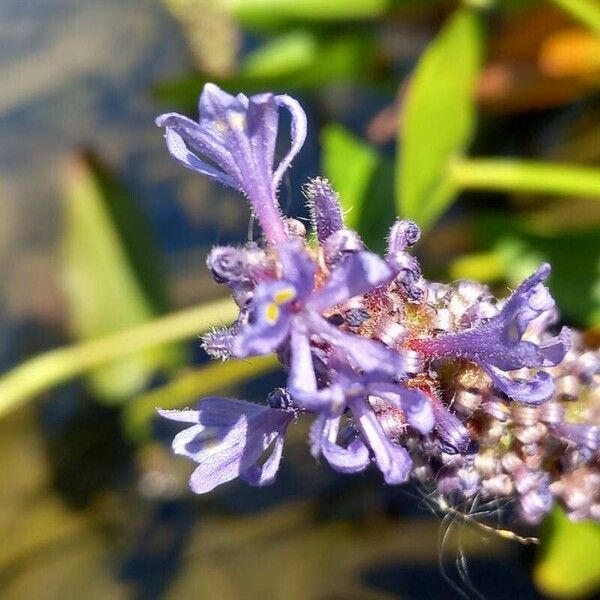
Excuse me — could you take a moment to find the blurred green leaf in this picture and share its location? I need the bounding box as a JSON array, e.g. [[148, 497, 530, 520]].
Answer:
[[0, 298, 238, 420], [154, 33, 376, 107], [61, 154, 181, 402], [322, 124, 378, 230], [397, 7, 483, 231], [450, 158, 600, 199], [536, 508, 600, 598], [124, 354, 279, 441], [464, 214, 600, 327], [549, 0, 600, 36], [449, 239, 544, 285], [241, 30, 319, 78], [322, 124, 395, 251], [224, 0, 389, 27]]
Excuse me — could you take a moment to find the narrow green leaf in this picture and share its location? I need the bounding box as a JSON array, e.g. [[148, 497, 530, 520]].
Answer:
[[450, 158, 600, 199], [397, 7, 483, 231], [61, 154, 181, 402], [322, 124, 395, 251], [321, 124, 379, 230], [154, 32, 376, 108], [241, 30, 319, 78], [123, 355, 279, 441], [549, 0, 600, 36], [536, 508, 600, 598], [0, 298, 238, 419], [468, 215, 600, 327], [224, 0, 389, 26]]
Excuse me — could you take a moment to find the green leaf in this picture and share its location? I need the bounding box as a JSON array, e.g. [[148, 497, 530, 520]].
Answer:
[[397, 7, 483, 231], [123, 355, 279, 441], [240, 30, 319, 78], [549, 0, 600, 36], [536, 508, 600, 598], [61, 153, 181, 402], [0, 298, 238, 420], [154, 32, 376, 108], [321, 124, 395, 251], [321, 124, 379, 231], [224, 0, 389, 27]]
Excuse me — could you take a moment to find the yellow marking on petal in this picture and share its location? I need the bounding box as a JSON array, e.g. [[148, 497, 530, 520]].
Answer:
[[228, 113, 246, 130], [273, 287, 296, 305], [265, 303, 280, 324], [213, 119, 227, 134]]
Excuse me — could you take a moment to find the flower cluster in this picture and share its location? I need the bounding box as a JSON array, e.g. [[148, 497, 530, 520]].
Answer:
[[156, 84, 599, 524]]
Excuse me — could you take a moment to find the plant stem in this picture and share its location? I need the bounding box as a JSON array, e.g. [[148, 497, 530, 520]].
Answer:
[[0, 297, 238, 419], [549, 0, 600, 35], [450, 158, 600, 198]]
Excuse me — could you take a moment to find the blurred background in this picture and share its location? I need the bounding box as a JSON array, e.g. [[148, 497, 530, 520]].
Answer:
[[1, 0, 599, 598]]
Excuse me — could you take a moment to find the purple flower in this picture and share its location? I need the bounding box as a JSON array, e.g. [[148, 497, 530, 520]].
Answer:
[[231, 243, 408, 389], [387, 219, 421, 252], [303, 177, 344, 243], [156, 84, 307, 243], [428, 394, 472, 454], [309, 413, 371, 474], [385, 219, 424, 302], [301, 357, 434, 483], [347, 396, 413, 484], [414, 264, 570, 404], [159, 397, 293, 493], [553, 422, 600, 451]]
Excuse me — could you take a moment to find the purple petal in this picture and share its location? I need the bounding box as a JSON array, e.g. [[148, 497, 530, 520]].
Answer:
[[231, 280, 295, 358], [288, 326, 315, 389], [502, 263, 553, 340], [241, 434, 286, 487], [287, 330, 346, 412], [304, 177, 344, 242], [429, 395, 472, 454], [198, 83, 239, 123], [158, 408, 203, 423], [311, 315, 408, 379], [323, 434, 370, 474], [540, 327, 571, 367], [245, 92, 279, 190], [369, 384, 434, 434], [161, 127, 238, 188], [416, 264, 569, 404], [276, 243, 316, 301], [553, 422, 600, 450], [349, 398, 412, 484], [272, 94, 307, 194], [161, 398, 291, 494], [307, 251, 394, 312], [156, 112, 240, 178], [483, 366, 555, 405], [311, 414, 371, 474], [387, 219, 421, 254]]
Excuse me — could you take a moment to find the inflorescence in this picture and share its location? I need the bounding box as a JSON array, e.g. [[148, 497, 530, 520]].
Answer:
[[156, 84, 600, 524]]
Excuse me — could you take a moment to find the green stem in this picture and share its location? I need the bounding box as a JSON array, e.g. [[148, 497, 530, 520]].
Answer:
[[0, 297, 238, 419], [548, 0, 600, 35], [450, 158, 600, 198]]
